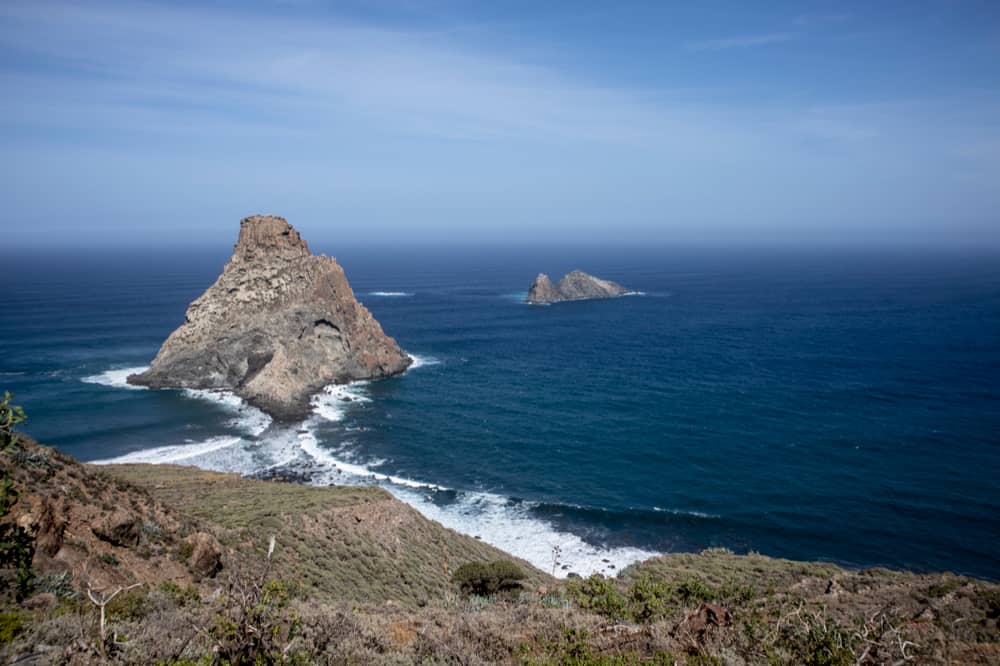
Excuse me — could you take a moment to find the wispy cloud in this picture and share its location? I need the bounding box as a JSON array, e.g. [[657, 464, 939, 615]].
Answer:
[[685, 32, 796, 51], [1, 0, 998, 245]]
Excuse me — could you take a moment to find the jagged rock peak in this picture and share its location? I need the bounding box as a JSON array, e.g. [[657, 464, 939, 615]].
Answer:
[[128, 215, 411, 420], [234, 215, 310, 258], [526, 269, 630, 304], [526, 273, 560, 305]]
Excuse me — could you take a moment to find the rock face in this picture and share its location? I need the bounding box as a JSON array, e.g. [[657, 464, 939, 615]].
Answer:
[[183, 532, 223, 579], [526, 270, 630, 304], [128, 215, 411, 420], [526, 274, 560, 304]]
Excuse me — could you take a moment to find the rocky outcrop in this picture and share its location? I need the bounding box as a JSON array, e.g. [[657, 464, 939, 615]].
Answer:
[[526, 274, 560, 304], [91, 507, 141, 547], [183, 532, 223, 579], [526, 270, 630, 304], [128, 215, 411, 420]]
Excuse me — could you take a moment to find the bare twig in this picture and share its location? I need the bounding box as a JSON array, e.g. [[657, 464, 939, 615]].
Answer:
[[85, 581, 142, 658]]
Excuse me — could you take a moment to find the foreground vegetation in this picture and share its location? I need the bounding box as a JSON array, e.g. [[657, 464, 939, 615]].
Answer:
[[1, 394, 997, 664]]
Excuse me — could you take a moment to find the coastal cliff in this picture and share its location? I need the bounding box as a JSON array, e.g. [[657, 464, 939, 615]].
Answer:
[[527, 270, 630, 304], [128, 215, 411, 420]]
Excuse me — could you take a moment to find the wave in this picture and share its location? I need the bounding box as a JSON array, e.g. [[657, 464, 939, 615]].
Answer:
[[310, 382, 371, 423], [81, 366, 271, 435], [181, 388, 272, 436], [81, 360, 661, 577], [81, 366, 150, 389], [293, 417, 656, 576], [367, 291, 414, 297], [653, 506, 720, 519], [407, 354, 440, 370], [90, 435, 241, 466]]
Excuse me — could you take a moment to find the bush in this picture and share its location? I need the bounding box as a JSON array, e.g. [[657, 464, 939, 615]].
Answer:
[[0, 392, 26, 453], [627, 575, 671, 622], [205, 538, 304, 663], [99, 551, 120, 567], [0, 610, 25, 646], [567, 574, 628, 621], [525, 626, 677, 665], [0, 471, 35, 602], [452, 559, 527, 597], [160, 581, 201, 607], [107, 587, 151, 621], [674, 576, 717, 604]]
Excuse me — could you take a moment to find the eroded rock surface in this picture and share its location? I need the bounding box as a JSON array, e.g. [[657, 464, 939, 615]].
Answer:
[[128, 215, 411, 419], [526, 270, 629, 304]]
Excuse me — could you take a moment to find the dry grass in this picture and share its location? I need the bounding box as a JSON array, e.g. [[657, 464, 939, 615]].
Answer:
[[102, 463, 551, 606]]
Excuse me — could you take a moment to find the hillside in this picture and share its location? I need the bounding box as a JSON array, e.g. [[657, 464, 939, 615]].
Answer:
[[100, 463, 549, 606], [0, 419, 997, 663]]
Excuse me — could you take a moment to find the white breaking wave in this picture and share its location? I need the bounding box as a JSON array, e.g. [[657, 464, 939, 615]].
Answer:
[[182, 388, 272, 436], [391, 487, 658, 578], [81, 365, 271, 436], [310, 382, 371, 423], [653, 506, 719, 519], [90, 435, 241, 466], [81, 366, 150, 389], [368, 291, 414, 297], [407, 354, 440, 370], [295, 409, 656, 577], [82, 361, 660, 577]]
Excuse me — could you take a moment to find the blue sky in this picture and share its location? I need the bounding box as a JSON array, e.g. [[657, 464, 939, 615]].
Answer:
[[2, 1, 999, 247]]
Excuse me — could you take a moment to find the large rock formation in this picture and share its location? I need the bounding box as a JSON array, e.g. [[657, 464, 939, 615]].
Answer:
[[526, 270, 630, 305], [128, 215, 411, 420]]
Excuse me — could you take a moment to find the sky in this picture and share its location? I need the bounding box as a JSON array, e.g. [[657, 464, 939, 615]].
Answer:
[[2, 0, 999, 247]]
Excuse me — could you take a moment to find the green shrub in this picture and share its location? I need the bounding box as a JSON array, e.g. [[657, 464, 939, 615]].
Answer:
[[452, 559, 527, 597], [567, 574, 628, 621], [34, 571, 79, 600], [674, 576, 717, 604], [627, 575, 671, 621], [0, 518, 35, 601], [0, 392, 26, 453], [177, 541, 195, 560], [525, 626, 677, 665], [108, 587, 151, 621], [772, 609, 856, 666], [98, 551, 120, 567], [0, 610, 25, 645], [160, 581, 201, 607], [719, 579, 756, 604]]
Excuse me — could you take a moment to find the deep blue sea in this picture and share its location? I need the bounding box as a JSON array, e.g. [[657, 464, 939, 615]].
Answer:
[[2, 244, 999, 579]]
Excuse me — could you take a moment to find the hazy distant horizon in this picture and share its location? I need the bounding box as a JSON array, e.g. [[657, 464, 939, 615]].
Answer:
[[3, 1, 999, 248]]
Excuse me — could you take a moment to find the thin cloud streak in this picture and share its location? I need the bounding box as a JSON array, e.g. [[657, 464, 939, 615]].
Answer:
[[685, 32, 796, 51]]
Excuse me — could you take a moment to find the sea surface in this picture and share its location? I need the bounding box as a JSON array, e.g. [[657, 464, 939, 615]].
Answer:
[[2, 244, 999, 579]]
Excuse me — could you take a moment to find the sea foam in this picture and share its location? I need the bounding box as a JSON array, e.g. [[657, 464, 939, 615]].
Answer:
[[81, 366, 150, 389], [83, 359, 659, 577]]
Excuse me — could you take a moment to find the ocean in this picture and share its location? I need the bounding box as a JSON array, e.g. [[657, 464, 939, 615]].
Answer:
[[2, 244, 999, 580]]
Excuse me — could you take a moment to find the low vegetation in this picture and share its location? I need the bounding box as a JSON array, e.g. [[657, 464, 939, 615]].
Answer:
[[0, 395, 998, 663]]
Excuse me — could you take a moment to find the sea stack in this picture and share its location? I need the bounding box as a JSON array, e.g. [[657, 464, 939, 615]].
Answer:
[[128, 215, 411, 420], [526, 270, 630, 304]]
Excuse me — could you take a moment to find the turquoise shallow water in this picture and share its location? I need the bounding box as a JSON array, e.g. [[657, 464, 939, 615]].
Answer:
[[2, 245, 999, 578]]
